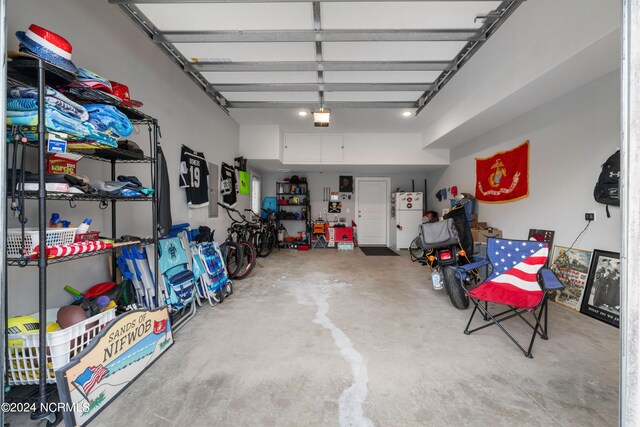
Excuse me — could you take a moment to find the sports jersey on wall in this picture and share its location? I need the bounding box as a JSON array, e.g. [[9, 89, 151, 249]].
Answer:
[[220, 162, 237, 207], [179, 145, 209, 208]]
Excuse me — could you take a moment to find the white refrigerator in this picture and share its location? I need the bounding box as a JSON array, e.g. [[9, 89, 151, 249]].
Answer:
[[391, 192, 423, 249]]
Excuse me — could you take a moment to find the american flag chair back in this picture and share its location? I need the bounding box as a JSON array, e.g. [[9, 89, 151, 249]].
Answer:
[[458, 237, 563, 358]]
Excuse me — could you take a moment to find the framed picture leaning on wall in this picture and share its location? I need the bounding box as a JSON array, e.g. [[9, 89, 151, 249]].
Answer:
[[580, 249, 620, 328], [549, 245, 593, 311]]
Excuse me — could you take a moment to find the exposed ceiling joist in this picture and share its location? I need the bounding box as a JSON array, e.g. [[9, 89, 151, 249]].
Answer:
[[213, 83, 435, 92], [312, 1, 325, 107], [155, 29, 485, 43], [112, 3, 230, 113], [112, 0, 525, 112], [111, 0, 523, 3], [227, 101, 418, 108], [191, 61, 457, 72]]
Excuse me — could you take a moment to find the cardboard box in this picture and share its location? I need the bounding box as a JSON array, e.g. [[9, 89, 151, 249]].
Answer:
[[475, 222, 488, 229], [471, 227, 502, 243]]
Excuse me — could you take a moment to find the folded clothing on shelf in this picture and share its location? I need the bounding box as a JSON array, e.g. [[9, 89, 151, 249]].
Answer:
[[84, 104, 133, 138], [116, 175, 149, 196], [7, 85, 89, 121], [6, 105, 89, 138], [89, 180, 127, 194], [82, 123, 118, 147], [117, 175, 143, 188], [6, 170, 96, 194], [89, 180, 144, 197], [73, 68, 113, 93]]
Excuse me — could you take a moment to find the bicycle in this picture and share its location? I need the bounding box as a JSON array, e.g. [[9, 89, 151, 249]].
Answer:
[[218, 203, 257, 280], [245, 208, 277, 257]]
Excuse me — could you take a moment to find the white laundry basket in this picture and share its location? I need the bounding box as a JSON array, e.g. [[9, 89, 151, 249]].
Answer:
[[7, 227, 78, 256], [6, 308, 115, 385]]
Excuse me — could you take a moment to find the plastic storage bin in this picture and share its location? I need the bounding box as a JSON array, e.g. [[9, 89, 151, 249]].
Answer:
[[7, 227, 78, 256], [6, 308, 116, 385]]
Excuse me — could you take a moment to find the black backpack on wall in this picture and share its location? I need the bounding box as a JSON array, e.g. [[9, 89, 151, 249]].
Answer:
[[594, 150, 620, 217]]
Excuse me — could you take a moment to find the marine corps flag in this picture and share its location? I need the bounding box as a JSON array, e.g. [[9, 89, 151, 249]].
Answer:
[[475, 140, 529, 203]]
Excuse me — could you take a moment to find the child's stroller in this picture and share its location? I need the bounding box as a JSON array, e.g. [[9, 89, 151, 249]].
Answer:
[[193, 241, 233, 306]]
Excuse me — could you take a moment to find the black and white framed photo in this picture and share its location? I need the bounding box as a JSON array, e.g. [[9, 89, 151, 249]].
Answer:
[[580, 250, 620, 328]]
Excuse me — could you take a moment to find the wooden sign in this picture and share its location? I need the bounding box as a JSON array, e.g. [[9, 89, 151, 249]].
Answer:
[[56, 307, 173, 426]]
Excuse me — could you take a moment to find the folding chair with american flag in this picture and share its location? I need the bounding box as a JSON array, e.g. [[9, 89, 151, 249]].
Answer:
[[452, 237, 564, 358]]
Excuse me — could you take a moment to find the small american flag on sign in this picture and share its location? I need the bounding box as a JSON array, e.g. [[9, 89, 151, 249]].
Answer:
[[74, 365, 108, 395]]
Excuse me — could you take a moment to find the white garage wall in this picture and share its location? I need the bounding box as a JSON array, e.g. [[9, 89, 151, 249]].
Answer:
[[426, 71, 621, 254], [7, 0, 243, 315]]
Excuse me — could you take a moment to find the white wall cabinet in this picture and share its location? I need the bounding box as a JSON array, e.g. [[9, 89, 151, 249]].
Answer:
[[283, 133, 322, 162], [320, 134, 345, 162], [283, 133, 344, 163]]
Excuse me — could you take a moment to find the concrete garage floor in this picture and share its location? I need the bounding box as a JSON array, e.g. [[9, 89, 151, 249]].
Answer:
[[23, 249, 620, 426]]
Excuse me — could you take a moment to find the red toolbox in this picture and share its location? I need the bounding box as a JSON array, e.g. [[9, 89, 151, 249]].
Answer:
[[333, 227, 353, 242]]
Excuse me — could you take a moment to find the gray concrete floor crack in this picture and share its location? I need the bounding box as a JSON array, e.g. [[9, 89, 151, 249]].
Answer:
[[295, 282, 374, 427]]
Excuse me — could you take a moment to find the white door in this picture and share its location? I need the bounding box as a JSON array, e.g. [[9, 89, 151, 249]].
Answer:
[[356, 178, 389, 246]]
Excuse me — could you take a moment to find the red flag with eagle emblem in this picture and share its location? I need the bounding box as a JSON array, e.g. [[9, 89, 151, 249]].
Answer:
[[475, 140, 529, 203]]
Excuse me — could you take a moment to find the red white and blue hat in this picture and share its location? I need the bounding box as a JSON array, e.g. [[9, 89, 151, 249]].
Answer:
[[16, 24, 77, 74]]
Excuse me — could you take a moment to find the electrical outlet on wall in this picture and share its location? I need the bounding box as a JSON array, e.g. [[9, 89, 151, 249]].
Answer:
[[346, 208, 350, 213], [585, 212, 595, 222], [188, 209, 193, 219]]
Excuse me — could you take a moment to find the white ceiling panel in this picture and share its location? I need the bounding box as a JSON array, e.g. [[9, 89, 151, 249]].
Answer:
[[175, 42, 317, 62], [223, 92, 319, 102], [138, 3, 313, 31], [321, 2, 501, 30], [203, 72, 318, 84], [322, 41, 466, 61], [324, 91, 424, 102], [323, 71, 441, 83]]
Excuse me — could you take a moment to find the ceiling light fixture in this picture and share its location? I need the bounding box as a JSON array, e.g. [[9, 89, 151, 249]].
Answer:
[[298, 111, 308, 117], [313, 107, 331, 127], [402, 111, 412, 117]]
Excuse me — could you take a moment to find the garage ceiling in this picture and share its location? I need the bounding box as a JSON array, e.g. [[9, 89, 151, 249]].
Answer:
[[110, 0, 524, 116]]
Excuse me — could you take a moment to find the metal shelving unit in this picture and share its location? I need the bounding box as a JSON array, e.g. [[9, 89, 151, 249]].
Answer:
[[18, 192, 153, 202], [3, 56, 160, 424], [276, 180, 311, 248]]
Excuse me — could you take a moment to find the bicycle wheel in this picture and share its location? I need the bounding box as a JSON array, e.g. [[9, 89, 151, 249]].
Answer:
[[260, 229, 276, 257], [221, 241, 243, 279], [234, 241, 257, 280], [255, 231, 268, 258]]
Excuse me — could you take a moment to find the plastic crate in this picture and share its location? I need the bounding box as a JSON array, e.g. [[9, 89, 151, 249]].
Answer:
[[7, 227, 78, 256], [337, 242, 354, 251], [6, 308, 115, 385]]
